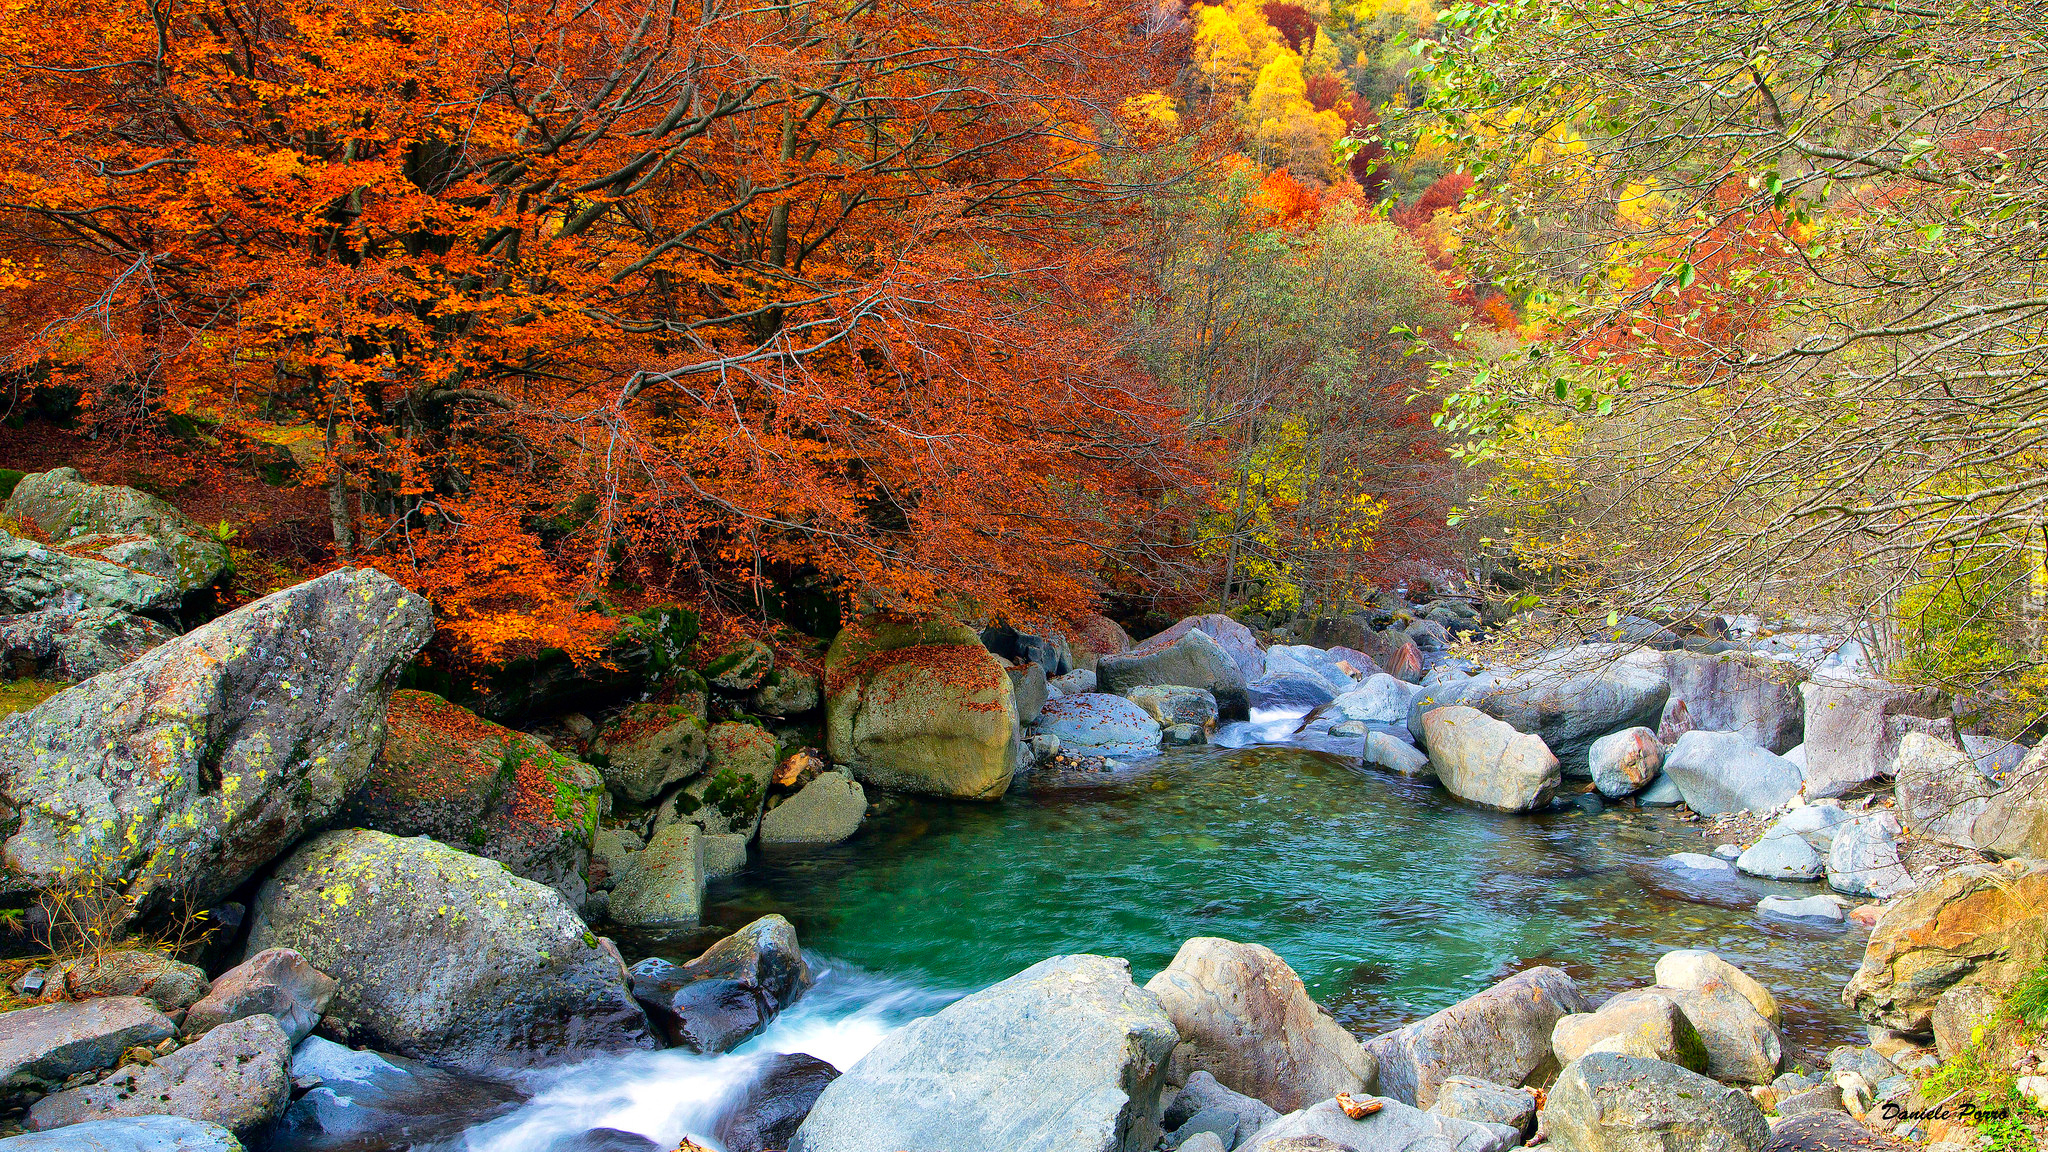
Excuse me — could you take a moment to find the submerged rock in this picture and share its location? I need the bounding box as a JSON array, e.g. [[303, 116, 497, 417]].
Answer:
[[791, 954, 1178, 1152], [0, 569, 433, 923], [247, 829, 657, 1073], [1365, 966, 1593, 1108], [1419, 706, 1561, 812], [629, 915, 813, 1054], [1545, 1052, 1770, 1152], [1144, 936, 1376, 1111], [824, 617, 1022, 799], [27, 1013, 291, 1136]]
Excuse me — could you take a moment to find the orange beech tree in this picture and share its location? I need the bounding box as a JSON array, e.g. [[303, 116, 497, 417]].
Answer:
[[0, 0, 1209, 661]]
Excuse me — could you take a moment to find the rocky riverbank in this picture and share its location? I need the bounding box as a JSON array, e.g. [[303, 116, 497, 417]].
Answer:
[[0, 466, 2042, 1152]]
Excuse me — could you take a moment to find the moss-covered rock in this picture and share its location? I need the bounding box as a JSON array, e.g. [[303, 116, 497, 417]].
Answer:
[[823, 617, 1020, 800], [4, 467, 229, 600], [336, 690, 604, 909], [594, 698, 710, 803], [705, 639, 774, 691], [246, 829, 657, 1072]]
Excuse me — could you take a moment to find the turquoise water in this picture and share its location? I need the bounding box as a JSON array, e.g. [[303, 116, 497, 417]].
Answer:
[[704, 743, 1872, 1057]]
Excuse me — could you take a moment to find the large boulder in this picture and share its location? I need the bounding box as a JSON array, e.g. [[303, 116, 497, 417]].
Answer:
[[1143, 937, 1377, 1112], [183, 948, 336, 1046], [671, 722, 778, 836], [628, 915, 813, 1054], [0, 528, 179, 618], [1100, 629, 1251, 721], [1897, 733, 2048, 860], [1826, 813, 1912, 899], [1659, 731, 1803, 815], [1407, 646, 1669, 774], [0, 1116, 245, 1150], [1418, 706, 1561, 812], [593, 699, 709, 803], [27, 1014, 291, 1136], [790, 954, 1178, 1152], [1551, 991, 1709, 1071], [1432, 1076, 1538, 1136], [717, 1052, 841, 1152], [0, 997, 176, 1105], [1798, 678, 1946, 799], [1333, 674, 1423, 724], [1061, 613, 1135, 674], [1241, 1095, 1519, 1152], [1364, 967, 1593, 1108], [1544, 1053, 1770, 1152], [0, 607, 172, 681], [1123, 685, 1220, 730], [0, 569, 433, 924], [1642, 650, 1804, 753], [1842, 858, 2048, 1033], [5, 468, 230, 600], [1587, 727, 1663, 799], [1035, 693, 1163, 759], [759, 770, 867, 845], [1263, 646, 1355, 693], [1130, 615, 1266, 682], [245, 829, 657, 1073], [824, 617, 1021, 799], [1600, 983, 1782, 1084], [335, 690, 603, 907]]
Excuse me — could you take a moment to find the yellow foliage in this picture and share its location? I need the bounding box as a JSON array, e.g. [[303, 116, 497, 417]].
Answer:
[[1195, 0, 1286, 89], [1125, 91, 1181, 131]]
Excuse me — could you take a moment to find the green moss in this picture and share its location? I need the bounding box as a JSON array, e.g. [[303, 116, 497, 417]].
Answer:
[[700, 767, 763, 824], [0, 469, 22, 501], [0, 679, 67, 717]]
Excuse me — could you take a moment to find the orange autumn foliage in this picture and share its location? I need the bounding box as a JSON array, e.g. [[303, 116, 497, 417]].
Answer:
[[0, 0, 1206, 664]]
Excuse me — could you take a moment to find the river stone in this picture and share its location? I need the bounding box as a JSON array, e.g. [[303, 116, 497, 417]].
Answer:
[[1843, 858, 2048, 1033], [0, 607, 172, 681], [1640, 650, 1805, 754], [1406, 645, 1670, 774], [1826, 813, 1912, 899], [1144, 936, 1377, 1112], [0, 528, 179, 616], [1250, 674, 1335, 712], [246, 829, 656, 1073], [1639, 774, 1682, 806], [1930, 983, 2018, 1063], [0, 997, 176, 1105], [1061, 613, 1135, 675], [267, 1034, 523, 1151], [751, 668, 821, 717], [1551, 991, 1709, 1071], [1365, 966, 1593, 1107], [1052, 668, 1097, 694], [717, 1052, 839, 1152], [824, 619, 1022, 799], [1265, 645, 1356, 692], [629, 915, 813, 1054], [1364, 731, 1432, 778], [791, 954, 1177, 1152], [1545, 1052, 1771, 1152], [1132, 615, 1266, 683], [1124, 685, 1220, 729], [0, 1116, 245, 1150], [0, 569, 434, 924], [1163, 1070, 1280, 1147], [28, 1013, 290, 1136], [1432, 1076, 1537, 1135], [1242, 1095, 1519, 1152], [672, 722, 778, 836], [37, 951, 204, 1015], [1036, 693, 1163, 758], [1656, 950, 1779, 1025], [1660, 731, 1803, 815], [1419, 706, 1561, 812], [1100, 628, 1252, 721], [183, 948, 336, 1045], [705, 639, 775, 691], [1008, 663, 1051, 725], [759, 770, 866, 845], [1602, 982, 1782, 1084], [336, 690, 603, 908], [1897, 734, 2048, 860], [1764, 1112, 1912, 1152], [1768, 802, 1851, 849], [1737, 831, 1823, 881], [595, 701, 709, 803], [1757, 894, 1847, 923], [1588, 727, 1664, 799], [5, 469, 229, 599], [1333, 674, 1422, 724], [1798, 679, 1946, 799], [607, 821, 706, 929]]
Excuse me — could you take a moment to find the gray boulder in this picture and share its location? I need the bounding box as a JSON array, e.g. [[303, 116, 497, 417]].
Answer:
[[1827, 813, 1912, 899], [1588, 727, 1663, 799], [1407, 645, 1669, 774], [1364, 732, 1432, 778], [1660, 731, 1802, 815], [1963, 735, 2032, 780], [27, 1014, 290, 1136], [1249, 674, 1335, 712], [0, 1116, 244, 1150], [44, 951, 208, 1013], [0, 528, 179, 616], [1051, 669, 1097, 695], [0, 569, 434, 923], [791, 954, 1178, 1152], [1132, 615, 1267, 683], [0, 608, 172, 681], [1124, 685, 1221, 730], [1545, 1053, 1770, 1152], [182, 948, 336, 1046], [1737, 831, 1823, 881], [1601, 984, 1782, 1084], [1432, 1076, 1537, 1135], [1100, 629, 1251, 721], [607, 822, 706, 929], [1365, 966, 1593, 1107], [1756, 894, 1846, 923], [751, 669, 821, 717], [266, 1034, 522, 1151], [1163, 1071, 1280, 1149], [1764, 803, 1850, 849], [1144, 937, 1376, 1112], [823, 617, 1023, 800], [594, 702, 709, 803], [246, 829, 657, 1073], [1036, 693, 1163, 759], [1333, 675, 1422, 724], [1264, 646, 1355, 692], [1896, 732, 2048, 860], [5, 468, 229, 599], [0, 997, 175, 1105], [1643, 650, 1804, 753], [1242, 1095, 1519, 1152], [1550, 991, 1709, 1071], [1798, 678, 1946, 799], [1639, 774, 1683, 806], [760, 770, 867, 845], [1419, 706, 1560, 812], [1008, 663, 1052, 725]]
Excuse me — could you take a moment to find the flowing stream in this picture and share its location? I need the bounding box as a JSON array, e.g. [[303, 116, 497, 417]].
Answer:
[[433, 721, 1875, 1151]]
